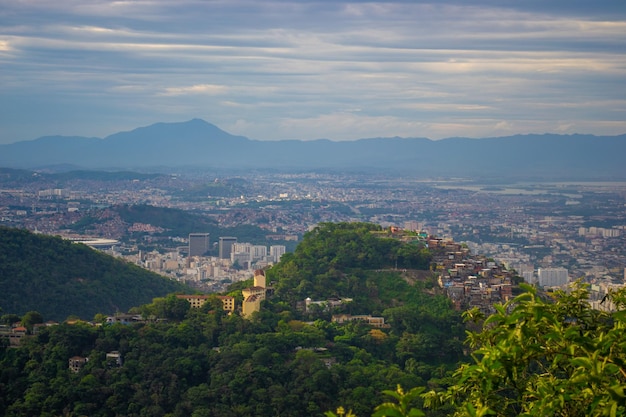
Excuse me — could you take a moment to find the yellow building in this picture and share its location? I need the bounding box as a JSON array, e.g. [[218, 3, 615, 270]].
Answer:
[[242, 294, 262, 318], [331, 314, 389, 328], [177, 294, 235, 313], [253, 269, 266, 288], [240, 269, 268, 319], [177, 294, 210, 308], [217, 295, 235, 313], [242, 286, 266, 302]]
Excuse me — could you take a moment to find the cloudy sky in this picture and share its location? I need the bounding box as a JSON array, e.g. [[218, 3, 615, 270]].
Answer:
[[1, 0, 625, 143]]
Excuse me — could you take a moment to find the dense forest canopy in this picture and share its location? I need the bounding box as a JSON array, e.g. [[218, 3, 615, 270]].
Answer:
[[0, 226, 188, 321]]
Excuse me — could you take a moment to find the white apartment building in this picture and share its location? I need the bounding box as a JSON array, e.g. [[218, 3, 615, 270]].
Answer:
[[270, 245, 286, 263], [537, 267, 569, 287]]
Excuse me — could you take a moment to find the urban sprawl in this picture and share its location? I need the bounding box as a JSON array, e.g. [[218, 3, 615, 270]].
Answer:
[[2, 172, 624, 314]]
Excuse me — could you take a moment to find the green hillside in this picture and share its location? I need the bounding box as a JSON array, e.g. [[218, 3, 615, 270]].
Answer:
[[69, 204, 271, 248], [2, 222, 621, 416], [115, 204, 269, 243], [269, 222, 432, 305], [0, 226, 188, 321], [0, 223, 462, 416]]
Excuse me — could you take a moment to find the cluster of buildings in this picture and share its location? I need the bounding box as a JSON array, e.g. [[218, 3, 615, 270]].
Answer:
[[431, 235, 625, 314], [177, 269, 268, 319], [578, 226, 621, 238], [0, 321, 60, 347], [125, 234, 287, 292], [188, 232, 288, 265], [427, 237, 515, 315]]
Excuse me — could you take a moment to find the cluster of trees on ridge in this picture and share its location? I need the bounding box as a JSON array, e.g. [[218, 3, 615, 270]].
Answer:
[[268, 222, 432, 306], [0, 222, 624, 416]]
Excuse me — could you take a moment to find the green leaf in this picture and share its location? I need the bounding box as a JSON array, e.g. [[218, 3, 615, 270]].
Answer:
[[608, 385, 625, 400]]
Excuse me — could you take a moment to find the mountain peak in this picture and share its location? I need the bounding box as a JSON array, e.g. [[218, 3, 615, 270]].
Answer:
[[104, 118, 232, 141]]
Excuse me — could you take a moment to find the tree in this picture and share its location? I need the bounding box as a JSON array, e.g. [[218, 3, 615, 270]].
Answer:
[[142, 294, 190, 320], [20, 311, 43, 332], [395, 244, 430, 270], [326, 386, 425, 417], [0, 313, 21, 325], [427, 282, 626, 416], [231, 259, 243, 270]]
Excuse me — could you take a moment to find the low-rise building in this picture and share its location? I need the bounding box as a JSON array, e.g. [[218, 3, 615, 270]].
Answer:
[[69, 356, 89, 373], [106, 351, 123, 368], [242, 294, 262, 318], [176, 294, 210, 308], [332, 314, 389, 328], [217, 295, 235, 313]]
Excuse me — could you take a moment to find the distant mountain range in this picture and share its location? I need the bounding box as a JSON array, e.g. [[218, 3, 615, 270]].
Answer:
[[1, 119, 625, 180]]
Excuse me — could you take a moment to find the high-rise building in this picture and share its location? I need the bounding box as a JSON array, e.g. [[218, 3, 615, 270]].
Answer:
[[521, 270, 535, 284], [270, 245, 286, 263], [252, 245, 267, 261], [219, 237, 237, 259], [188, 233, 210, 257], [231, 252, 251, 269], [232, 243, 268, 261], [537, 267, 569, 287], [232, 242, 252, 256]]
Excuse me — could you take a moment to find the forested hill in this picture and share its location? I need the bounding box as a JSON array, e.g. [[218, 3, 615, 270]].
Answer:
[[0, 226, 188, 321], [268, 222, 432, 306], [0, 223, 465, 417], [0, 222, 623, 416]]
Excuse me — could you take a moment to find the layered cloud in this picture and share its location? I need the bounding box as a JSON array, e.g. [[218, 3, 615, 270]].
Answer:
[[0, 0, 624, 142]]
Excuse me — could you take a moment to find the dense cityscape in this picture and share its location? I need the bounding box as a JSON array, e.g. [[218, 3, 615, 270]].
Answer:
[[2, 170, 624, 297]]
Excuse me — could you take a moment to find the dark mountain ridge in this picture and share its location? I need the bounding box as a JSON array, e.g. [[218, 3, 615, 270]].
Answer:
[[1, 119, 625, 179], [0, 226, 188, 321]]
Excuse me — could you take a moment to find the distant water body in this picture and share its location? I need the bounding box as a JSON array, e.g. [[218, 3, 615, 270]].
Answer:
[[434, 181, 626, 196]]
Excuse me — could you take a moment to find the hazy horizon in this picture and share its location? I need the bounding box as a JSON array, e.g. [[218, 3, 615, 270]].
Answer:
[[3, 118, 626, 146], [1, 1, 625, 144]]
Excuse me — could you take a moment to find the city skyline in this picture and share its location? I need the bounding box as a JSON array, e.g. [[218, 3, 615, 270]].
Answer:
[[1, 0, 625, 145]]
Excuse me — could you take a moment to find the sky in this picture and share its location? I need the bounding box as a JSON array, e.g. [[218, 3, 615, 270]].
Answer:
[[1, 0, 625, 144]]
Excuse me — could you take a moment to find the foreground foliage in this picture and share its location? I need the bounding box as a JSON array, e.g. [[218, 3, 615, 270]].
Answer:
[[434, 283, 626, 417], [0, 298, 461, 416], [331, 283, 626, 417]]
